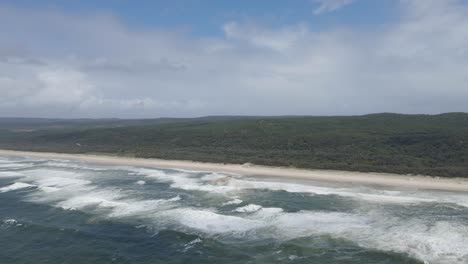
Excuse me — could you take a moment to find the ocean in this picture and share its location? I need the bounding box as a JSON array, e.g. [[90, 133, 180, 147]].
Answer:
[[0, 155, 467, 264]]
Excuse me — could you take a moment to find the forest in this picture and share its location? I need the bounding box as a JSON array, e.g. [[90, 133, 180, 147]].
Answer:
[[1, 113, 467, 178]]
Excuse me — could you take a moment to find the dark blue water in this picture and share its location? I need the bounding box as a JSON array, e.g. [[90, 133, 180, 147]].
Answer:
[[1, 155, 467, 264]]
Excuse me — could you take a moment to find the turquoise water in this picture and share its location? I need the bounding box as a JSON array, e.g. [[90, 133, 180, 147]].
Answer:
[[1, 155, 468, 264]]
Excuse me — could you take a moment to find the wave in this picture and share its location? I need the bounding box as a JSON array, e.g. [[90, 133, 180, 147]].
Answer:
[[1, 160, 468, 263], [1, 218, 23, 229], [0, 182, 36, 192], [136, 168, 238, 194], [222, 198, 243, 206], [0, 163, 33, 169], [233, 204, 262, 213], [135, 168, 468, 208], [181, 238, 202, 252], [160, 208, 264, 235], [151, 206, 468, 263], [44, 161, 110, 171], [135, 180, 146, 185], [0, 171, 24, 178]]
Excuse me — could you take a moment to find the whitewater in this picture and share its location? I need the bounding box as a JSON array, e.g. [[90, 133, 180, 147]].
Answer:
[[1, 154, 467, 264]]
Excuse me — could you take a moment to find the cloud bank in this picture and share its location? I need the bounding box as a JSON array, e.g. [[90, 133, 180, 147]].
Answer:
[[0, 0, 467, 118]]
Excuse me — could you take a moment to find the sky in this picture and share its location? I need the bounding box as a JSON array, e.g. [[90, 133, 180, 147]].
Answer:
[[0, 0, 468, 118]]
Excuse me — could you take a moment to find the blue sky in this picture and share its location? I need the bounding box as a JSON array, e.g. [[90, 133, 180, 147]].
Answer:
[[0, 0, 468, 118], [2, 0, 397, 35]]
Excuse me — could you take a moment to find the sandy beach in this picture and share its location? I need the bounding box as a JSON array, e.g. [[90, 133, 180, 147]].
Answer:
[[1, 149, 468, 192]]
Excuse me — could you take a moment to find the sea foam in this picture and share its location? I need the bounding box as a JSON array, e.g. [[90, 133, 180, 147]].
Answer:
[[0, 171, 24, 178], [135, 168, 457, 206], [0, 182, 36, 192], [1, 157, 467, 264], [233, 204, 262, 213]]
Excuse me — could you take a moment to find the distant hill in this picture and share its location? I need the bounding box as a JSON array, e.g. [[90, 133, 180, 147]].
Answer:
[[1, 113, 467, 178]]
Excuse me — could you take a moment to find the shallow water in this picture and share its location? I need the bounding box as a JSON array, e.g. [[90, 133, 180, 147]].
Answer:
[[1, 155, 467, 264]]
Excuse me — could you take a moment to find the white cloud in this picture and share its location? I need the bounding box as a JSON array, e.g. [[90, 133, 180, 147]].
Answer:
[[0, 0, 467, 118], [32, 69, 94, 106], [312, 0, 355, 15], [223, 22, 308, 51]]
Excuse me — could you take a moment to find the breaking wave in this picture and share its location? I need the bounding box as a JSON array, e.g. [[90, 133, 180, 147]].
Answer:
[[133, 167, 468, 208], [1, 157, 468, 263], [0, 182, 36, 192]]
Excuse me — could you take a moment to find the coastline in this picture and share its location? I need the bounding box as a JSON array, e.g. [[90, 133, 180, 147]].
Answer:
[[1, 149, 468, 192]]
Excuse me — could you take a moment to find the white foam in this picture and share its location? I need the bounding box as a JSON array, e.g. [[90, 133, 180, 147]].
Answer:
[[19, 170, 99, 205], [0, 167, 180, 221], [2, 219, 17, 225], [0, 171, 24, 178], [235, 179, 468, 208], [155, 206, 371, 244], [44, 161, 109, 171], [135, 168, 443, 206], [34, 177, 92, 188], [200, 173, 230, 181], [168, 195, 182, 202], [348, 218, 468, 264], [222, 199, 243, 206], [47, 182, 182, 219], [264, 210, 468, 264], [44, 162, 73, 167], [139, 168, 237, 193], [38, 186, 62, 193], [0, 182, 35, 192], [233, 204, 262, 213], [135, 180, 146, 185], [134, 168, 172, 181], [137, 168, 314, 194], [182, 238, 202, 252], [108, 197, 180, 218], [18, 169, 94, 192], [0, 163, 33, 169], [20, 168, 88, 180], [162, 208, 264, 235], [270, 211, 368, 240], [334, 191, 436, 204], [252, 207, 284, 217], [153, 204, 353, 237], [228, 179, 439, 204], [1, 219, 22, 228], [157, 205, 468, 263], [17, 169, 93, 197], [4, 160, 468, 210], [2, 158, 467, 263], [433, 193, 468, 208], [57, 190, 126, 210]]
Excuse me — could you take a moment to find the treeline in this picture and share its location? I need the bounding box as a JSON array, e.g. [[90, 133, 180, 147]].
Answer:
[[0, 113, 467, 177]]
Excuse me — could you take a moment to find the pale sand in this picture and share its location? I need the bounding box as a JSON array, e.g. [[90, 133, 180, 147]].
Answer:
[[1, 149, 468, 192]]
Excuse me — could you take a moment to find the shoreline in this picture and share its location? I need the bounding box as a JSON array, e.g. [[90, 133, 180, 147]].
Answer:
[[1, 149, 468, 192]]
